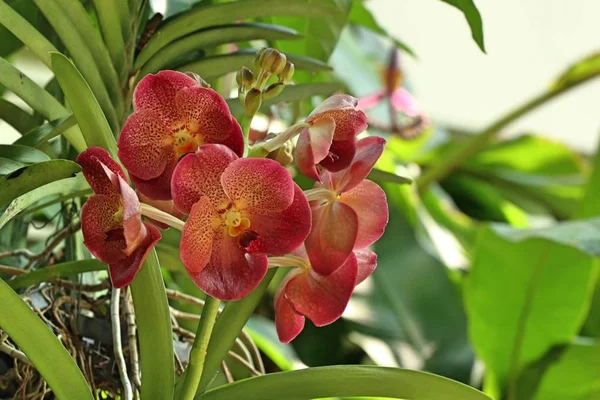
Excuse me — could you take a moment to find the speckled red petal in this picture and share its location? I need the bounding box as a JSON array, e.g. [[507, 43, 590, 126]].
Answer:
[[307, 94, 359, 120], [305, 201, 358, 276], [321, 109, 367, 142], [180, 196, 217, 273], [118, 109, 175, 181], [318, 139, 356, 173], [131, 162, 176, 201], [175, 86, 244, 157], [171, 144, 238, 213], [108, 222, 162, 288], [116, 175, 145, 256], [187, 230, 268, 300], [294, 118, 335, 181], [354, 248, 377, 285], [133, 70, 196, 127], [285, 253, 358, 327], [246, 184, 311, 255], [340, 180, 388, 249], [326, 136, 386, 193], [81, 194, 125, 264], [275, 278, 306, 343], [221, 158, 294, 214], [76, 147, 126, 195]]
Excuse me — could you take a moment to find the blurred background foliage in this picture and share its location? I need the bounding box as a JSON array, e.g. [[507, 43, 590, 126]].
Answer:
[[0, 0, 599, 399]]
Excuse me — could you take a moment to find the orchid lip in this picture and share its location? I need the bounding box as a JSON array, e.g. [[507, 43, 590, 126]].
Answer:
[[303, 187, 337, 204]]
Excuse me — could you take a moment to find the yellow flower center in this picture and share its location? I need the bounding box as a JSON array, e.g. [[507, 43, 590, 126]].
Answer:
[[174, 129, 201, 158], [222, 208, 251, 237]]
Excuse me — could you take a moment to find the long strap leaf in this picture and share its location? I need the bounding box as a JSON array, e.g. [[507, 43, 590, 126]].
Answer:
[[0, 279, 93, 399]]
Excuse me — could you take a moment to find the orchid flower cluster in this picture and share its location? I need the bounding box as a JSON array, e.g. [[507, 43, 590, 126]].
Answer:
[[78, 49, 389, 343]]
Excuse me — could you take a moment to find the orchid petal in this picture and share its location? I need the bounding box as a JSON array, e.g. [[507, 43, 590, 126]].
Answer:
[[81, 194, 125, 264], [221, 158, 294, 214], [307, 94, 359, 119], [305, 201, 358, 276], [285, 253, 358, 326], [171, 144, 237, 213], [294, 117, 335, 181], [340, 180, 388, 249], [357, 92, 385, 110], [318, 138, 356, 173], [76, 147, 126, 195], [275, 278, 306, 343], [187, 229, 268, 300], [390, 87, 422, 117], [131, 162, 176, 201], [354, 248, 377, 285], [246, 184, 311, 255], [180, 196, 217, 273], [118, 109, 174, 181], [175, 86, 244, 156]]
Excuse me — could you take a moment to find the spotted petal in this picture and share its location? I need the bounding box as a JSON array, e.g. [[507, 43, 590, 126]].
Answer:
[[76, 147, 126, 195], [285, 253, 358, 326], [305, 201, 358, 276], [308, 94, 367, 142], [294, 117, 335, 181], [340, 180, 388, 249], [81, 194, 126, 264], [171, 144, 238, 213], [180, 196, 218, 273], [275, 275, 306, 343]]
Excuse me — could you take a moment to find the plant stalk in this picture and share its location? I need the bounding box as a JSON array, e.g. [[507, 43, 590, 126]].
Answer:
[[179, 296, 221, 400]]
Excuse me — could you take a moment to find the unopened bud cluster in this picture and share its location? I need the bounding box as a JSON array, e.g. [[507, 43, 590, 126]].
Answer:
[[237, 48, 294, 116]]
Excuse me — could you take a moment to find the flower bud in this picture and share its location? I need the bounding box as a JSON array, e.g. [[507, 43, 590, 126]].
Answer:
[[258, 48, 287, 75], [262, 82, 285, 100], [236, 67, 254, 90], [267, 140, 294, 166], [278, 62, 294, 83], [244, 88, 262, 116], [254, 47, 268, 68]]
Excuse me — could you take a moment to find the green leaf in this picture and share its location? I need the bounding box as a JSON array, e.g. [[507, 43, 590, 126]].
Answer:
[[7, 259, 106, 290], [137, 22, 300, 73], [466, 225, 598, 396], [130, 250, 175, 400], [14, 115, 76, 148], [176, 50, 330, 80], [227, 82, 342, 114], [532, 341, 600, 400], [245, 316, 300, 371], [0, 159, 81, 209], [577, 135, 600, 219], [0, 157, 26, 175], [136, 0, 339, 67], [348, 0, 415, 56], [439, 0, 485, 52], [33, 0, 119, 129], [0, 144, 50, 164], [92, 0, 126, 76], [51, 52, 118, 158], [554, 52, 600, 91], [367, 168, 413, 185], [272, 0, 352, 62], [198, 366, 491, 400], [0, 174, 86, 230], [0, 56, 86, 151], [0, 278, 93, 399], [0, 99, 39, 134]]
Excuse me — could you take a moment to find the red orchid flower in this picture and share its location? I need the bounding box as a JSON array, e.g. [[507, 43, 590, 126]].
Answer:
[[77, 147, 161, 288], [117, 70, 244, 201], [137, 191, 185, 230], [171, 144, 311, 300], [274, 245, 377, 343], [304, 136, 388, 276], [295, 94, 368, 181]]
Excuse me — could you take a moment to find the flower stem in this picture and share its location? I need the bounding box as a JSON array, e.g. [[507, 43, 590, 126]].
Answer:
[[139, 203, 184, 231], [178, 296, 221, 400], [416, 66, 600, 192], [241, 114, 254, 157]]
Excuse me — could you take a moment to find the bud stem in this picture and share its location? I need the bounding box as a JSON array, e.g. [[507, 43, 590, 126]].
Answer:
[[139, 203, 185, 231], [262, 122, 309, 153]]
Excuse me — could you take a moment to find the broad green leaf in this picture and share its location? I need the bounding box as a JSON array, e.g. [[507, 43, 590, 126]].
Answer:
[[51, 52, 118, 158], [532, 341, 600, 400], [227, 82, 343, 114], [14, 115, 76, 148], [466, 225, 598, 395], [0, 174, 87, 230], [34, 0, 119, 129], [130, 250, 174, 400], [0, 157, 25, 175], [577, 135, 600, 219], [7, 259, 106, 290], [0, 56, 86, 151], [368, 168, 413, 185], [0, 159, 81, 209], [0, 278, 93, 399], [348, 0, 415, 56], [246, 316, 300, 371], [176, 50, 330, 80], [135, 0, 339, 67], [272, 0, 352, 62], [138, 22, 300, 74], [198, 366, 491, 400], [0, 144, 50, 163], [0, 0, 55, 58], [92, 0, 126, 76], [439, 0, 485, 52], [0, 98, 39, 134]]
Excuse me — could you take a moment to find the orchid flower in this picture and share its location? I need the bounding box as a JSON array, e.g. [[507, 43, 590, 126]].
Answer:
[[303, 136, 389, 275], [170, 144, 311, 300], [117, 70, 244, 200], [272, 245, 378, 343], [77, 147, 161, 288]]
